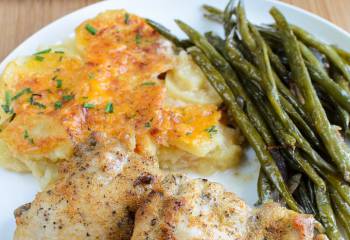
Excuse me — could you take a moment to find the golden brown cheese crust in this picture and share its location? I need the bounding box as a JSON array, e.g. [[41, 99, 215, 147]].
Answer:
[[0, 10, 227, 169]]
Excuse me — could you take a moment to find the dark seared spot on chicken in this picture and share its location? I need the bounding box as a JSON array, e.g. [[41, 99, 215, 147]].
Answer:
[[150, 218, 157, 226], [134, 172, 155, 186], [14, 203, 31, 218]]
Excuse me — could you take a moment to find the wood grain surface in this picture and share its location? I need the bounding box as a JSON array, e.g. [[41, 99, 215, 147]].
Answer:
[[0, 0, 349, 60]]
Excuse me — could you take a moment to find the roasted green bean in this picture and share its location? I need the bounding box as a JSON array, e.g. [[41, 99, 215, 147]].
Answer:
[[292, 25, 350, 83], [202, 4, 224, 23], [315, 186, 342, 240], [294, 180, 318, 215], [187, 46, 300, 212], [330, 189, 350, 239], [271, 7, 350, 182], [175, 20, 275, 145], [145, 19, 192, 48], [332, 45, 350, 65], [225, 34, 334, 173], [250, 26, 297, 142], [258, 169, 274, 204], [299, 42, 350, 113], [223, 0, 237, 35], [324, 173, 350, 206]]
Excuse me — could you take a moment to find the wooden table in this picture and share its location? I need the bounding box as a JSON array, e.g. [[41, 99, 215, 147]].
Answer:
[[1, 0, 349, 60]]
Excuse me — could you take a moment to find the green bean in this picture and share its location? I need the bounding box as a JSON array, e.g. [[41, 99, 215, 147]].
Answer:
[[236, 3, 289, 79], [330, 189, 350, 219], [175, 20, 274, 145], [292, 25, 350, 83], [225, 35, 334, 173], [245, 68, 295, 148], [271, 7, 350, 182], [324, 173, 350, 206], [315, 186, 343, 240], [202, 4, 224, 23], [279, 96, 322, 150], [333, 71, 350, 93], [299, 42, 350, 113], [225, 28, 305, 122], [333, 207, 350, 239], [330, 189, 350, 239], [253, 88, 340, 237], [258, 169, 274, 204], [245, 80, 296, 147], [332, 72, 350, 132], [187, 46, 300, 212], [316, 86, 349, 134], [205, 32, 314, 148], [266, 43, 289, 79], [205, 32, 226, 55], [223, 0, 237, 35], [332, 45, 350, 65], [294, 181, 317, 215], [146, 19, 192, 48], [246, 80, 331, 184], [250, 26, 297, 143], [236, 2, 256, 50]]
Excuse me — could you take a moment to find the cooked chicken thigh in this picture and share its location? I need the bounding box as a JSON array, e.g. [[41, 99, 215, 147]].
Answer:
[[131, 174, 326, 240], [245, 203, 325, 240], [131, 174, 251, 240], [14, 135, 161, 240], [13, 136, 325, 240]]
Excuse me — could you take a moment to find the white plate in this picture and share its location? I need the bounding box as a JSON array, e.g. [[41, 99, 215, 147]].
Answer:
[[1, 0, 350, 238]]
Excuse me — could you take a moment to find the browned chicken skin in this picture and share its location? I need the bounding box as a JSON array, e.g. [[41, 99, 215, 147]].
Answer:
[[131, 174, 327, 240], [13, 137, 326, 240], [14, 135, 161, 240]]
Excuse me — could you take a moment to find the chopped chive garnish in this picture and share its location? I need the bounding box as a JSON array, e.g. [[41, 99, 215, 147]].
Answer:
[[135, 32, 142, 45], [54, 50, 65, 54], [1, 105, 12, 114], [1, 105, 10, 113], [205, 125, 218, 137], [105, 102, 113, 113], [56, 79, 62, 88], [144, 122, 151, 128], [54, 101, 62, 109], [141, 81, 156, 86], [23, 130, 29, 139], [1, 91, 12, 114], [85, 24, 97, 35], [63, 95, 74, 101], [23, 130, 34, 144], [124, 13, 130, 24], [34, 48, 51, 55], [34, 55, 44, 62], [83, 103, 95, 109], [12, 88, 32, 100], [5, 91, 11, 105], [29, 95, 46, 109]]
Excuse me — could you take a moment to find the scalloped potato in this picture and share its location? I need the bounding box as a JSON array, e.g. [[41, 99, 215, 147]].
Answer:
[[0, 10, 242, 186]]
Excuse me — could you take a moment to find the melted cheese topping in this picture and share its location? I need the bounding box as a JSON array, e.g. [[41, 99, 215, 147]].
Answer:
[[0, 10, 242, 185]]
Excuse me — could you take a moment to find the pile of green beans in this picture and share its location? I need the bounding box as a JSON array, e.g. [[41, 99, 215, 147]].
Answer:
[[147, 1, 350, 239]]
